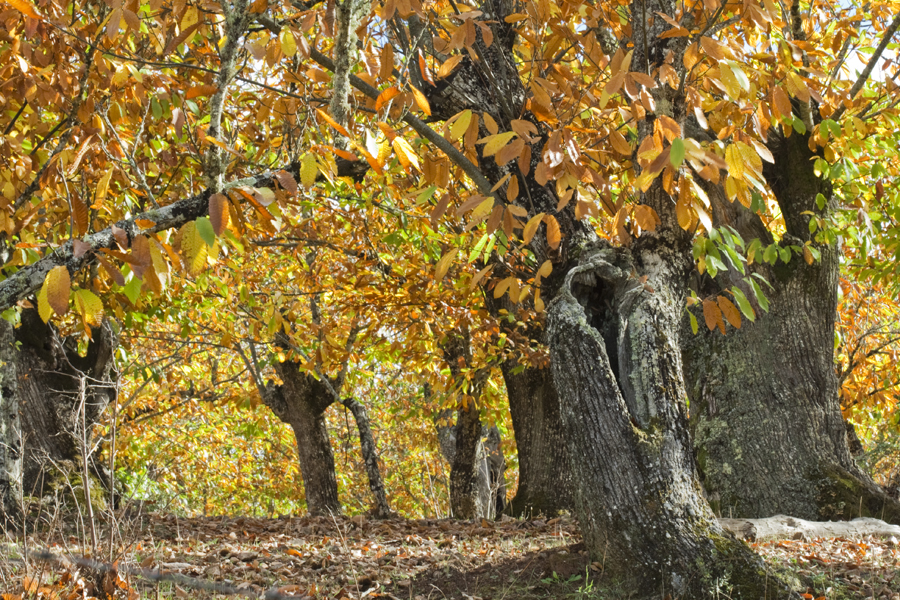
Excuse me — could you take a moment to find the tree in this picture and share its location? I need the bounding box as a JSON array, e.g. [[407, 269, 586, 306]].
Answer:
[[5, 0, 900, 594]]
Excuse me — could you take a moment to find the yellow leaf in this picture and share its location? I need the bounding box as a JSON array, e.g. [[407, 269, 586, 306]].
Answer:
[[471, 197, 494, 222], [180, 221, 208, 275], [280, 28, 297, 57], [449, 110, 473, 141], [94, 168, 113, 208], [42, 265, 70, 316], [410, 85, 431, 116], [435, 248, 458, 280], [37, 280, 52, 323], [522, 212, 545, 244], [717, 295, 741, 329], [478, 131, 517, 157], [537, 260, 552, 277], [534, 291, 545, 312], [73, 289, 104, 327], [803, 245, 814, 265], [544, 214, 561, 249], [724, 144, 744, 180], [300, 153, 318, 189], [392, 137, 420, 171]]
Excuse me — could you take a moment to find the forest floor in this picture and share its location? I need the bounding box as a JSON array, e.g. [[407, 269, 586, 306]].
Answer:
[[1, 512, 899, 600]]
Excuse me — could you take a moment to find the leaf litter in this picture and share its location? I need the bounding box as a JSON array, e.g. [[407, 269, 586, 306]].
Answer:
[[1, 513, 898, 599]]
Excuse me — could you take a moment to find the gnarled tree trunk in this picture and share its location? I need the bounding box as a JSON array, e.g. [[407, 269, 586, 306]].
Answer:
[[264, 362, 340, 516], [683, 129, 900, 523], [548, 240, 790, 598], [16, 308, 117, 499], [501, 361, 572, 517]]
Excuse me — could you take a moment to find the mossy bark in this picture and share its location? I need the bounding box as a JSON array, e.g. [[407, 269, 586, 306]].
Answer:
[[683, 129, 900, 522], [0, 318, 21, 526], [548, 240, 795, 599], [15, 308, 117, 500]]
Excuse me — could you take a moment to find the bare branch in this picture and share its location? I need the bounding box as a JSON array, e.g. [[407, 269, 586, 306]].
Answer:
[[832, 13, 900, 122]]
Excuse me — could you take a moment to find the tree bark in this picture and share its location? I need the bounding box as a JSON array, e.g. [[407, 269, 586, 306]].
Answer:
[[264, 361, 340, 516], [15, 308, 117, 499], [340, 397, 391, 518], [501, 361, 572, 517], [548, 240, 792, 599], [435, 407, 496, 520], [0, 318, 21, 526], [683, 129, 900, 523]]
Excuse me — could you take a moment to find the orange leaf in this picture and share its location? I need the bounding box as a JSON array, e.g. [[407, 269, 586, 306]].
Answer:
[[717, 295, 741, 329], [410, 85, 431, 116], [375, 86, 401, 112], [702, 299, 725, 334], [418, 49, 435, 86], [315, 108, 350, 137], [544, 215, 561, 249], [209, 193, 229, 235], [5, 0, 40, 18]]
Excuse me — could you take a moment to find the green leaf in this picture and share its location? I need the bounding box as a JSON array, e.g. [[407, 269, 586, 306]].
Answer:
[[763, 243, 778, 264], [196, 216, 216, 247], [670, 138, 685, 169], [124, 276, 142, 305], [747, 277, 770, 312], [731, 286, 756, 322], [688, 310, 699, 334]]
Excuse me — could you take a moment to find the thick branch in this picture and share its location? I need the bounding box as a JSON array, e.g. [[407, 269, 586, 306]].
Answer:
[[0, 166, 299, 313]]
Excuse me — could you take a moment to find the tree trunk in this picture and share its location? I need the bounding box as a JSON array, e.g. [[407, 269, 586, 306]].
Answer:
[[483, 425, 507, 517], [548, 240, 791, 599], [0, 318, 21, 526], [15, 309, 117, 499], [341, 397, 391, 518], [434, 407, 495, 519], [501, 361, 572, 517], [264, 362, 340, 516], [449, 401, 490, 520], [683, 129, 900, 523]]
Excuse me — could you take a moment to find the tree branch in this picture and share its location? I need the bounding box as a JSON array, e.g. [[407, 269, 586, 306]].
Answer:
[[831, 13, 900, 122], [0, 165, 300, 313]]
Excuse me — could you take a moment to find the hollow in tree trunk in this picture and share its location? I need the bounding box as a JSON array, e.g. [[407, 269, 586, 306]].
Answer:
[[548, 239, 793, 599], [264, 361, 340, 516]]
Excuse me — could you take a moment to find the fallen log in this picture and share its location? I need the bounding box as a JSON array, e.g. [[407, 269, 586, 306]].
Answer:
[[719, 514, 900, 541]]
